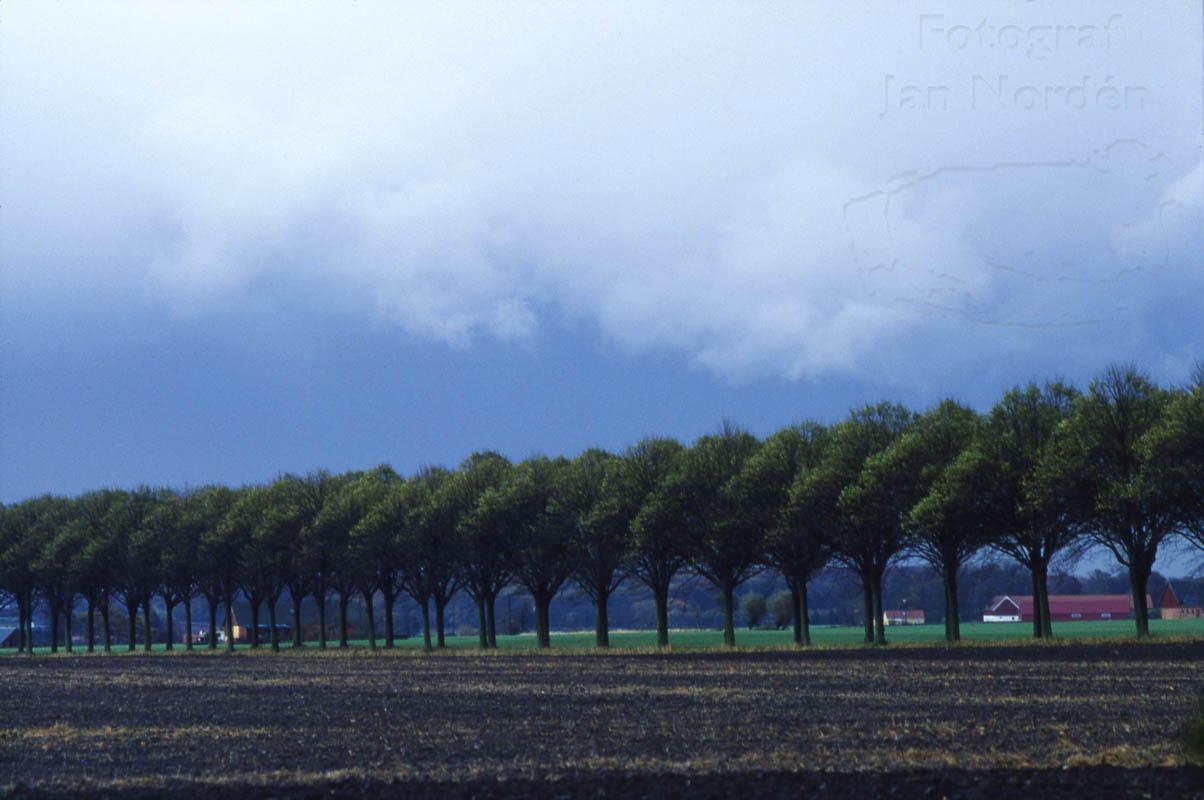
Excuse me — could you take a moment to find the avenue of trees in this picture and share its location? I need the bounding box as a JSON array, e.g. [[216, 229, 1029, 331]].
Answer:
[[2, 365, 1202, 653]]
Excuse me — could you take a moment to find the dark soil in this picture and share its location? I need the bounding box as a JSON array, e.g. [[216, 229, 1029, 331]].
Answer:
[[2, 641, 1202, 798]]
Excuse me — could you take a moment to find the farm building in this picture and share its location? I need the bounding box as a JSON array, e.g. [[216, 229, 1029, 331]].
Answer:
[[218, 610, 292, 644], [1157, 583, 1204, 620], [303, 623, 347, 641], [882, 609, 925, 626], [982, 594, 1151, 623]]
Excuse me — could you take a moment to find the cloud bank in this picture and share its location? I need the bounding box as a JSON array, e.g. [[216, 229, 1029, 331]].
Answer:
[[2, 1, 1200, 383]]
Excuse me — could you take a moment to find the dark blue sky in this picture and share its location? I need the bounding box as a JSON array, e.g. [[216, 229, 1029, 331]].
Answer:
[[0, 290, 948, 499]]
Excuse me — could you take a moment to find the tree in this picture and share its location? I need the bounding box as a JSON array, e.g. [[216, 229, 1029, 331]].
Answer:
[[977, 382, 1082, 639], [349, 471, 420, 650], [562, 449, 625, 648], [740, 592, 766, 629], [29, 497, 77, 652], [142, 492, 199, 650], [895, 400, 983, 642], [1045, 366, 1177, 637], [264, 472, 339, 648], [910, 447, 995, 642], [450, 452, 514, 648], [65, 491, 123, 652], [492, 456, 574, 649], [619, 438, 687, 648], [768, 590, 794, 629], [312, 468, 396, 648], [667, 425, 763, 647], [0, 499, 51, 653], [1, 503, 40, 655], [820, 403, 914, 645], [425, 526, 464, 647], [411, 469, 464, 648], [194, 486, 241, 651], [742, 423, 830, 645], [297, 471, 357, 649], [1143, 377, 1204, 555], [226, 487, 276, 649], [234, 482, 301, 652], [112, 488, 164, 651], [359, 470, 442, 651]]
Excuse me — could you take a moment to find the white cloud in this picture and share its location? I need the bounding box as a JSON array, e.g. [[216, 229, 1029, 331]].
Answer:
[[2, 1, 1200, 382]]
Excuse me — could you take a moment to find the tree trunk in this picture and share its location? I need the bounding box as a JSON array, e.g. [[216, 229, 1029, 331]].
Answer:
[[434, 596, 448, 648], [126, 600, 138, 651], [947, 568, 961, 643], [721, 583, 735, 647], [872, 571, 886, 646], [789, 579, 802, 645], [363, 588, 377, 650], [1036, 564, 1053, 639], [249, 595, 261, 649], [475, 593, 487, 649], [64, 600, 74, 653], [142, 599, 152, 652], [50, 600, 60, 654], [26, 600, 36, 654], [164, 598, 175, 651], [17, 598, 27, 653], [224, 594, 235, 652], [268, 597, 280, 652], [485, 592, 498, 648], [291, 592, 304, 648], [535, 592, 551, 649], [942, 579, 952, 642], [1130, 564, 1151, 638], [862, 578, 874, 643], [184, 598, 194, 651], [101, 599, 111, 653], [338, 591, 349, 649], [798, 578, 812, 646], [316, 592, 328, 650], [86, 597, 96, 653], [594, 588, 610, 648], [206, 595, 218, 650], [654, 582, 670, 648], [332, 590, 346, 645], [383, 588, 396, 649], [420, 596, 433, 652], [1029, 568, 1043, 639]]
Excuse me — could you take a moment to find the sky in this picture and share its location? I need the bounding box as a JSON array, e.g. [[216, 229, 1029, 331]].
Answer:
[[2, 2, 1202, 571]]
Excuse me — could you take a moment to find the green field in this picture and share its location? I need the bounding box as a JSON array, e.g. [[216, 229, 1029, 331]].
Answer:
[[5, 618, 1204, 655]]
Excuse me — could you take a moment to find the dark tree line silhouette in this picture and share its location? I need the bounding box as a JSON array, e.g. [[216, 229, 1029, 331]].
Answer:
[[2, 366, 1202, 653]]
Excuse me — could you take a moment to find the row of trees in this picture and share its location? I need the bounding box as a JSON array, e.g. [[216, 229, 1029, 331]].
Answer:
[[2, 365, 1201, 653]]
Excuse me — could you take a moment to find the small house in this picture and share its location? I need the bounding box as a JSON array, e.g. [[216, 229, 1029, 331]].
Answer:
[[1158, 583, 1204, 620], [219, 610, 292, 643], [882, 609, 925, 626], [983, 596, 1022, 622]]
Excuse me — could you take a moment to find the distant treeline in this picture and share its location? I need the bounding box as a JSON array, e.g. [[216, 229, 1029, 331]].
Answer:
[[2, 365, 1202, 654]]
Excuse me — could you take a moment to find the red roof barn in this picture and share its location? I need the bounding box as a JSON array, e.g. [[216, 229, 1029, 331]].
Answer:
[[983, 594, 1150, 623], [882, 609, 925, 626]]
